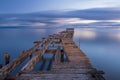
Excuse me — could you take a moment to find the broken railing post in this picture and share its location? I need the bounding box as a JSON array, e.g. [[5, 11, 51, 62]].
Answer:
[[4, 52, 10, 65]]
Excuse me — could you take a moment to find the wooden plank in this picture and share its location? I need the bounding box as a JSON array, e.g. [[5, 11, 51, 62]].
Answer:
[[2, 28, 105, 80], [0, 43, 40, 79], [19, 37, 55, 72]]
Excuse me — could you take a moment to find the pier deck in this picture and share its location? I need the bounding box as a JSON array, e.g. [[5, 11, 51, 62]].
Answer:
[[0, 28, 105, 80]]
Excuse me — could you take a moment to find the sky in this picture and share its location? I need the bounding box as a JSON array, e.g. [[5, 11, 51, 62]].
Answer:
[[0, 0, 120, 28], [0, 0, 120, 13]]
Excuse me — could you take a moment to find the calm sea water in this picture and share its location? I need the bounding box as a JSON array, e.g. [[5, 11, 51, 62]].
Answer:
[[0, 28, 120, 80]]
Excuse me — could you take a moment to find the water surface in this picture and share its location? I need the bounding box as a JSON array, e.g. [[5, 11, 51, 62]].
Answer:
[[0, 28, 120, 80]]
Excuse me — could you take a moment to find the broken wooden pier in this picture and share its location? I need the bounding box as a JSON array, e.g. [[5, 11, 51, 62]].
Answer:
[[0, 28, 105, 80]]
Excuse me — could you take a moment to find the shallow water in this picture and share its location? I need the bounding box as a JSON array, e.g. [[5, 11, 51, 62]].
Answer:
[[0, 28, 120, 80]]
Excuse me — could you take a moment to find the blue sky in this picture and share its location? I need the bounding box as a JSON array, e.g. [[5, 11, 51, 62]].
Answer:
[[0, 0, 120, 13]]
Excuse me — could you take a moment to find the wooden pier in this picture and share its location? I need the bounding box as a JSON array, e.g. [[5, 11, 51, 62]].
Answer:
[[0, 28, 105, 80]]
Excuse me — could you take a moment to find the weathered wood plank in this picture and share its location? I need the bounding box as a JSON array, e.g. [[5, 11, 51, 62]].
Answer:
[[1, 28, 105, 80], [0, 43, 40, 79], [20, 37, 55, 72]]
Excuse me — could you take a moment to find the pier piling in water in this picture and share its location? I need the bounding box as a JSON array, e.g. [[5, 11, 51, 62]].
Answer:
[[4, 52, 10, 65], [0, 64, 2, 69]]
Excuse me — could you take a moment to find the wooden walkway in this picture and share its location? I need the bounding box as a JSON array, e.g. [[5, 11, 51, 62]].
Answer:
[[0, 43, 40, 79], [0, 28, 105, 80]]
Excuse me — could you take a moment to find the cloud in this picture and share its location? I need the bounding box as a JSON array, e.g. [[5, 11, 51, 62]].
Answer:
[[66, 8, 120, 20], [0, 23, 20, 26], [51, 18, 98, 24], [0, 22, 47, 28], [0, 8, 120, 29], [29, 8, 120, 20]]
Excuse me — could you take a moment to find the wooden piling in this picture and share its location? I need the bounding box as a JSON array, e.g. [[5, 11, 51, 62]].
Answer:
[[4, 52, 10, 65], [29, 54, 32, 59], [0, 64, 2, 69], [60, 49, 64, 62], [54, 46, 61, 63]]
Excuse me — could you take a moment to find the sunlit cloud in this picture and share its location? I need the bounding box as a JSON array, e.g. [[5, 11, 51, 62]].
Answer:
[[0, 22, 46, 27], [30, 22, 46, 27], [52, 18, 98, 24], [106, 20, 120, 23]]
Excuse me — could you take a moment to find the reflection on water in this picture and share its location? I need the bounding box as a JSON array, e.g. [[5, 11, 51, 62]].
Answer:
[[74, 28, 96, 39], [74, 28, 120, 80], [0, 28, 120, 80]]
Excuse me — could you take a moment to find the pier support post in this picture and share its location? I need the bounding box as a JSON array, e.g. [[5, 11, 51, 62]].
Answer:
[[78, 38, 80, 48], [29, 54, 32, 59], [4, 52, 10, 65], [61, 49, 64, 62], [54, 46, 61, 63], [0, 64, 2, 69]]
